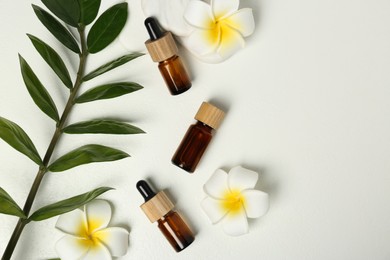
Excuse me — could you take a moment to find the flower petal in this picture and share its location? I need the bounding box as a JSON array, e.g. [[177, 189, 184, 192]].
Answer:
[[82, 242, 112, 260], [184, 0, 215, 29], [212, 0, 239, 19], [203, 168, 229, 199], [85, 200, 111, 233], [165, 0, 194, 36], [221, 206, 249, 236], [201, 197, 228, 224], [55, 208, 86, 237], [185, 27, 221, 55], [224, 8, 255, 37], [142, 0, 193, 36], [141, 0, 164, 24], [228, 166, 258, 191], [95, 227, 129, 257], [242, 189, 269, 218], [217, 24, 245, 59], [55, 235, 90, 259]]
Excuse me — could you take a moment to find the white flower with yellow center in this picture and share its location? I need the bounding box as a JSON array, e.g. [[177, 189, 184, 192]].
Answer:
[[138, 0, 255, 63], [201, 166, 269, 236], [183, 0, 255, 62], [55, 200, 129, 260]]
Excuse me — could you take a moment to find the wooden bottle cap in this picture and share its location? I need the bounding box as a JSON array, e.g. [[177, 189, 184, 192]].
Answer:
[[195, 102, 225, 130], [145, 32, 178, 62], [140, 191, 174, 222]]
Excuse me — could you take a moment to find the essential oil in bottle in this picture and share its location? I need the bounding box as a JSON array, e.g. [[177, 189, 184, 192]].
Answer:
[[144, 17, 192, 95], [136, 180, 195, 252], [172, 102, 225, 173]]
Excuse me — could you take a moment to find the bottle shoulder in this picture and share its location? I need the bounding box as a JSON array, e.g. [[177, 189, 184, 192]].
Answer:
[[159, 55, 179, 64], [190, 121, 214, 133]]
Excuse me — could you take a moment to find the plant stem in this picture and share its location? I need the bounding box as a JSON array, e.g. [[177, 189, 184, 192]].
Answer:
[[2, 27, 88, 260], [1, 219, 27, 260]]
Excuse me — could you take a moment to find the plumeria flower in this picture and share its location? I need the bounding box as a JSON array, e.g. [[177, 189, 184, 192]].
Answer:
[[139, 0, 255, 63], [201, 166, 269, 236], [183, 0, 255, 62], [55, 200, 129, 260]]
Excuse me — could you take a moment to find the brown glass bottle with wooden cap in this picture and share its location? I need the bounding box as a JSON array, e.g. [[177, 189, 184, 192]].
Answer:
[[144, 17, 192, 95], [172, 102, 225, 173], [136, 180, 195, 252]]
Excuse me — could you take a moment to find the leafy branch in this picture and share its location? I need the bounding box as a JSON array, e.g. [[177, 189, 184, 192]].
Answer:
[[0, 1, 144, 259]]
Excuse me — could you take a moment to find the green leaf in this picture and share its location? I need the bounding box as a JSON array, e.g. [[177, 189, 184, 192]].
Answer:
[[33, 5, 80, 53], [75, 82, 143, 103], [83, 53, 144, 81], [27, 34, 73, 89], [48, 144, 129, 172], [0, 117, 42, 165], [0, 187, 27, 218], [87, 2, 128, 53], [41, 0, 80, 27], [19, 55, 60, 123], [63, 119, 145, 134], [79, 0, 101, 25], [29, 187, 112, 221]]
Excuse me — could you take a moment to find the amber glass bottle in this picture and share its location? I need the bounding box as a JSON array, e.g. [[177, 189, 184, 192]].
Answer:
[[172, 102, 225, 173], [136, 180, 195, 252], [144, 17, 192, 95]]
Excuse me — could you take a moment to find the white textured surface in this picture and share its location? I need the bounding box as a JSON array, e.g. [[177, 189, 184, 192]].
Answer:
[[1, 0, 390, 259]]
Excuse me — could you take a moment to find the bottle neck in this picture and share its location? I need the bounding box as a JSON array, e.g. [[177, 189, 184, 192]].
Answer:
[[163, 210, 174, 218], [159, 54, 178, 64], [195, 121, 214, 131]]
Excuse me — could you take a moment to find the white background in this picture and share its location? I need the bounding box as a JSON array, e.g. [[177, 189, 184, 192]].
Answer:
[[1, 0, 390, 259]]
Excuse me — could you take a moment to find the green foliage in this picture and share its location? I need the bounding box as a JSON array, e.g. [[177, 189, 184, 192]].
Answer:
[[0, 188, 26, 219], [27, 34, 73, 89], [29, 187, 112, 221], [32, 5, 80, 53], [87, 3, 128, 53], [79, 0, 101, 25], [76, 82, 143, 103], [1, 1, 144, 256], [19, 55, 60, 122], [48, 145, 129, 172], [63, 119, 145, 134], [41, 0, 80, 27], [0, 117, 42, 165], [83, 53, 144, 81]]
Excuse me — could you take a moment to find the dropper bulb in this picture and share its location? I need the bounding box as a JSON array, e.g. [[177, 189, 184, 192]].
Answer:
[[144, 17, 164, 41], [136, 180, 156, 202]]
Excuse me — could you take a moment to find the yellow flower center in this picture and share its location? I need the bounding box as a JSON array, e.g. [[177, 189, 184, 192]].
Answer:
[[205, 17, 238, 47], [221, 189, 245, 215], [206, 21, 221, 44], [76, 218, 107, 249]]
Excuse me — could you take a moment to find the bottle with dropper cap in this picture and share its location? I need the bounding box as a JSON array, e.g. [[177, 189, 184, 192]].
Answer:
[[136, 180, 195, 252], [144, 17, 192, 95]]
